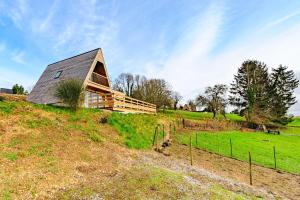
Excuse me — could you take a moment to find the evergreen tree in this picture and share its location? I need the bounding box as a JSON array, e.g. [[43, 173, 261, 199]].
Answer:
[[229, 60, 269, 123], [269, 65, 299, 124]]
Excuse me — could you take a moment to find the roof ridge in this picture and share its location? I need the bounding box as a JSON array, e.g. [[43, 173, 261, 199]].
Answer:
[[48, 48, 101, 66]]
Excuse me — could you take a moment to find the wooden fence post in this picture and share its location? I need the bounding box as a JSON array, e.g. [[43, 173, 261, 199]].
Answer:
[[162, 124, 165, 143], [273, 146, 277, 169], [249, 152, 252, 185], [152, 126, 157, 146], [156, 126, 159, 151], [183, 118, 185, 128], [190, 135, 193, 166], [173, 123, 176, 135], [230, 138, 233, 157]]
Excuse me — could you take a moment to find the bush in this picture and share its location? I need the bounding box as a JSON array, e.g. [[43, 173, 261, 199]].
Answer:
[[0, 96, 5, 101], [54, 79, 84, 111]]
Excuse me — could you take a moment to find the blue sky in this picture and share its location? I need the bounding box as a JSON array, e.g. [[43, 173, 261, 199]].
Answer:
[[0, 0, 300, 114]]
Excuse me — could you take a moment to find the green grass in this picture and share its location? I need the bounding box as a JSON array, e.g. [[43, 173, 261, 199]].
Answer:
[[280, 126, 300, 135], [3, 152, 18, 161], [163, 110, 244, 121], [176, 131, 300, 174], [1, 190, 11, 200], [108, 113, 158, 149], [88, 132, 103, 143], [288, 117, 300, 127], [0, 101, 16, 114]]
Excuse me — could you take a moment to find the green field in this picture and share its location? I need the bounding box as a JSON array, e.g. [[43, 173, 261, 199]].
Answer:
[[176, 131, 300, 174], [281, 126, 300, 135], [163, 110, 244, 121], [288, 117, 300, 127]]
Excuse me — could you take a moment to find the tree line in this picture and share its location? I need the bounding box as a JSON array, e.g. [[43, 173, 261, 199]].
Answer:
[[195, 60, 299, 125], [113, 60, 299, 125]]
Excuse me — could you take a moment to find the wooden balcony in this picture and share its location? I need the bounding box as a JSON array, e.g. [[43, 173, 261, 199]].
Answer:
[[86, 72, 111, 92], [86, 90, 156, 113]]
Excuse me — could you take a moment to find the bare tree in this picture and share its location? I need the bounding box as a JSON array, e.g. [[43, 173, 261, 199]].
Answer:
[[113, 73, 173, 110], [195, 84, 228, 119], [172, 91, 182, 110], [113, 73, 134, 97]]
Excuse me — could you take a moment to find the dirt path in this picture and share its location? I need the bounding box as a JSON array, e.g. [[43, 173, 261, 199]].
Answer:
[[159, 141, 300, 199]]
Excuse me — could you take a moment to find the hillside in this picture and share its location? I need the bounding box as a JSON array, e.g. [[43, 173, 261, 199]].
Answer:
[[0, 99, 300, 199]]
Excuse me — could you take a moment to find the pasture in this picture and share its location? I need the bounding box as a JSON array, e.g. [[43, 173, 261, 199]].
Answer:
[[163, 110, 244, 121], [176, 130, 300, 174]]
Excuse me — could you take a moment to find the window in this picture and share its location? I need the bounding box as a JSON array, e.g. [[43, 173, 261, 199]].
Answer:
[[54, 70, 63, 79]]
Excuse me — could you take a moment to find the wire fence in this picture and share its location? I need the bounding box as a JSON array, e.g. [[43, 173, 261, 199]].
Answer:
[[184, 130, 300, 176], [154, 119, 300, 177]]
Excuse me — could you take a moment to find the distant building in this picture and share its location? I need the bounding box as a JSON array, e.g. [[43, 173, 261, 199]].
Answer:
[[0, 88, 13, 94]]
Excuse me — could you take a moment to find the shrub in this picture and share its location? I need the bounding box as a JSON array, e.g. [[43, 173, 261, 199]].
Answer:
[[54, 79, 84, 111], [0, 96, 5, 101]]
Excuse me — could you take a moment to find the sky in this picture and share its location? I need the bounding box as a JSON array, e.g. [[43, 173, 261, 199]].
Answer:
[[0, 0, 300, 115]]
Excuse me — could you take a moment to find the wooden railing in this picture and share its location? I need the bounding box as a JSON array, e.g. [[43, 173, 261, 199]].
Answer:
[[86, 90, 156, 113], [89, 72, 108, 86]]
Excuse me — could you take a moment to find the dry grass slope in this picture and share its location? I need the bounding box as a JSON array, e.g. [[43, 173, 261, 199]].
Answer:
[[0, 99, 298, 199]]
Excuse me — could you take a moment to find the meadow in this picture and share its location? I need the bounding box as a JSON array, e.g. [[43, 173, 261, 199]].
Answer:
[[164, 110, 244, 121], [1, 99, 299, 199], [176, 130, 300, 174]]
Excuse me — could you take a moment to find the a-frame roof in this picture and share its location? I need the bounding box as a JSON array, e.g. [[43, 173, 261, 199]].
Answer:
[[28, 48, 108, 104]]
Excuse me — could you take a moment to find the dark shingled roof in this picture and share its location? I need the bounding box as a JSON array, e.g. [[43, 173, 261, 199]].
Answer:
[[28, 48, 100, 104]]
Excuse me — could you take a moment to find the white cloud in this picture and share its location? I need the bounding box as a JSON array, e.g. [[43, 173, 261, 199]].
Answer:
[[11, 50, 27, 65], [145, 2, 226, 96], [7, 0, 28, 28], [34, 0, 120, 56], [143, 4, 300, 115], [263, 10, 300, 31], [31, 0, 59, 33]]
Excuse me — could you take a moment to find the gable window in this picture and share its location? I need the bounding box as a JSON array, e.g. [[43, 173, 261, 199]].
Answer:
[[54, 70, 63, 79]]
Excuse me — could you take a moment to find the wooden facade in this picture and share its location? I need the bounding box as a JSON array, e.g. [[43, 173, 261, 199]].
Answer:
[[28, 48, 156, 113]]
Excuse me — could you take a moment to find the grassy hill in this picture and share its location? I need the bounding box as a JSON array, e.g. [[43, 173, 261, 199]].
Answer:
[[0, 98, 299, 199]]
